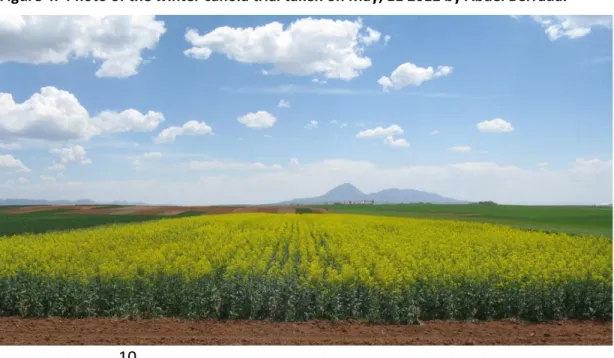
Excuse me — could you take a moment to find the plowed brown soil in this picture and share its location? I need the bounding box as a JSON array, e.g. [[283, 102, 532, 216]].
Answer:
[[0, 318, 610, 345]]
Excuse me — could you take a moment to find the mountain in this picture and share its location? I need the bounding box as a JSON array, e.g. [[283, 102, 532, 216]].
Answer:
[[277, 183, 467, 205], [0, 199, 147, 206]]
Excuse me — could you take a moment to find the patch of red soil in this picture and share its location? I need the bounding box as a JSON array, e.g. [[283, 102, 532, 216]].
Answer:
[[0, 318, 609, 345], [3, 206, 67, 214]]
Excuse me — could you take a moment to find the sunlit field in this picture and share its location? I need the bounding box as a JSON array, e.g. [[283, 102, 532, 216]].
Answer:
[[0, 214, 611, 323]]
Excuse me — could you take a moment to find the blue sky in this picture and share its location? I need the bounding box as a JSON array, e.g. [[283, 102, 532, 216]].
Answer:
[[0, 15, 612, 205]]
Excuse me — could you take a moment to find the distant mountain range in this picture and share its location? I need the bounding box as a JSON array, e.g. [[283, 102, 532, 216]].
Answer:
[[276, 183, 468, 205], [0, 199, 147, 206]]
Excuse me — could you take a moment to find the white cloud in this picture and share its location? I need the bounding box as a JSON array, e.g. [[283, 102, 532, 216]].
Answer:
[[359, 27, 382, 45], [477, 118, 514, 133], [570, 158, 613, 174], [40, 175, 56, 182], [92, 110, 165, 133], [312, 78, 328, 84], [0, 16, 166, 78], [431, 130, 440, 135], [378, 63, 453, 90], [189, 160, 283, 171], [449, 146, 472, 153], [143, 152, 163, 159], [277, 99, 290, 108], [0, 87, 164, 142], [49, 145, 92, 170], [330, 120, 338, 124], [538, 162, 549, 168], [384, 34, 391, 44], [132, 159, 142, 170], [237, 111, 277, 129], [0, 142, 20, 150], [17, 177, 30, 184], [154, 120, 213, 144], [9, 158, 610, 206], [264, 134, 273, 138], [184, 18, 384, 81], [528, 16, 612, 41], [357, 125, 403, 138], [48, 164, 65, 171], [384, 136, 409, 148], [305, 120, 319, 129], [0, 154, 30, 172], [340, 123, 348, 129], [290, 157, 300, 166]]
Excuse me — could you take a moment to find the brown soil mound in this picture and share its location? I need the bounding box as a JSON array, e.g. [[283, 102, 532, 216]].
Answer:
[[0, 318, 609, 345]]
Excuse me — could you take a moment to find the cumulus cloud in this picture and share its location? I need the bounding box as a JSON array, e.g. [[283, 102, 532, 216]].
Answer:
[[449, 146, 472, 153], [48, 145, 92, 170], [237, 111, 277, 129], [357, 125, 403, 138], [384, 136, 409, 148], [431, 130, 440, 135], [0, 154, 31, 172], [0, 16, 166, 78], [184, 18, 384, 81], [305, 120, 319, 129], [538, 162, 549, 168], [154, 120, 213, 144], [277, 100, 290, 108], [0, 87, 164, 142], [477, 118, 514, 133], [189, 160, 283, 171], [290, 157, 300, 166], [92, 110, 165, 133], [378, 63, 453, 90], [528, 16, 612, 41], [40, 175, 56, 182], [143, 152, 163, 159]]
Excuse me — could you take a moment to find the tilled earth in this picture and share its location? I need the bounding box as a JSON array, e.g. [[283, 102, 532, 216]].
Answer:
[[0, 318, 610, 345]]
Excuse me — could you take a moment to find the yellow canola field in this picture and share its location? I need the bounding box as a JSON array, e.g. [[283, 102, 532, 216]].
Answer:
[[0, 213, 611, 289]]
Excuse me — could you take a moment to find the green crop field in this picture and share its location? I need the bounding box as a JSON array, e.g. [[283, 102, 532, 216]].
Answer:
[[0, 210, 202, 237], [316, 204, 613, 237]]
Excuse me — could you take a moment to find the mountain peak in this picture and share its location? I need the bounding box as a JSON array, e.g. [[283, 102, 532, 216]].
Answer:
[[276, 183, 467, 205], [325, 183, 365, 196]]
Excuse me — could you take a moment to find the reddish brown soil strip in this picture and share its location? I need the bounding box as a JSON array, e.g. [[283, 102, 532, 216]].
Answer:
[[3, 206, 65, 214], [0, 318, 609, 345], [159, 210, 187, 216], [276, 207, 296, 213]]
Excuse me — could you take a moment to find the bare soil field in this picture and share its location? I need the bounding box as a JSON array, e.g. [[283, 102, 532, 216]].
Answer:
[[0, 318, 610, 345]]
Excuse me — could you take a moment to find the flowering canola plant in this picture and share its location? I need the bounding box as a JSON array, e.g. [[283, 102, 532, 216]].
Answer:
[[0, 214, 610, 322]]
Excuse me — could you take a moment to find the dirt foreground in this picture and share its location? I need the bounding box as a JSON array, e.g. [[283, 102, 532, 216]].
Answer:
[[0, 318, 610, 345]]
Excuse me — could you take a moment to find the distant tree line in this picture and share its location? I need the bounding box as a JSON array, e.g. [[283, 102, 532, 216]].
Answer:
[[472, 200, 498, 205]]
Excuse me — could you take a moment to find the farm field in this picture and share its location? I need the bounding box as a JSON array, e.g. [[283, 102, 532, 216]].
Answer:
[[0, 205, 324, 236], [0, 214, 611, 323], [317, 204, 613, 237], [0, 208, 611, 344]]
